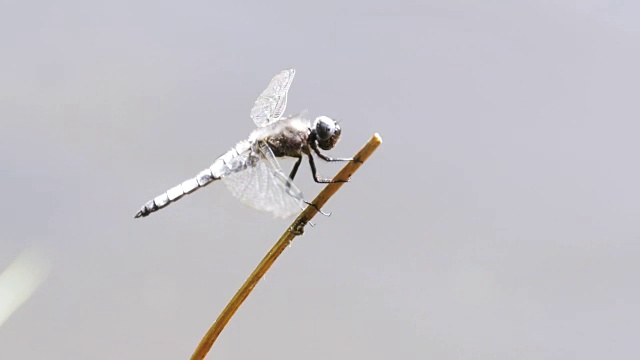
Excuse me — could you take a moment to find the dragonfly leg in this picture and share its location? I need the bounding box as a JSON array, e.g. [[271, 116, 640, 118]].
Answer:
[[312, 144, 361, 163], [304, 200, 332, 216], [287, 156, 303, 188], [307, 154, 349, 184]]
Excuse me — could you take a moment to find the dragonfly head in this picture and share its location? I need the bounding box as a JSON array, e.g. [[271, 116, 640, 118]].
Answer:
[[313, 116, 342, 150]]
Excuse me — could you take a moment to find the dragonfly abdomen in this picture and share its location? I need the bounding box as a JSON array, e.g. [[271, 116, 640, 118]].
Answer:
[[134, 141, 252, 218]]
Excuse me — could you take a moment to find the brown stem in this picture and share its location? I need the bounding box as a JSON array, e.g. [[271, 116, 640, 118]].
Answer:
[[190, 133, 383, 360]]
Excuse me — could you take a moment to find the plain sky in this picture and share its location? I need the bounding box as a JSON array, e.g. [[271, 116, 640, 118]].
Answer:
[[1, 1, 639, 359]]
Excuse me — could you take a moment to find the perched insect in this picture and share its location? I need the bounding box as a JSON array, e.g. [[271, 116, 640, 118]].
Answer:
[[135, 69, 352, 219]]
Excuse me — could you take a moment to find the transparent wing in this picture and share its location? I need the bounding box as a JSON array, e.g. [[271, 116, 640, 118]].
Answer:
[[222, 142, 305, 218], [250, 69, 296, 127]]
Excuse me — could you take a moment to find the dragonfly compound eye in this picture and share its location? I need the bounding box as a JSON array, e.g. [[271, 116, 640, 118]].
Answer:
[[315, 116, 341, 150], [315, 116, 337, 141]]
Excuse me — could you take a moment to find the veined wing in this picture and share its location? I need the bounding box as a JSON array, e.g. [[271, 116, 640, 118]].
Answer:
[[250, 69, 295, 127], [222, 142, 305, 218]]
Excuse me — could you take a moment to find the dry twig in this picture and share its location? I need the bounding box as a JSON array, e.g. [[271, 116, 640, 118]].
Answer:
[[191, 133, 383, 360]]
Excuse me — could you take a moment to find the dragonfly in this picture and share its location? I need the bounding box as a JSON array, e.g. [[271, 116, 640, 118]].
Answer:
[[134, 69, 353, 219]]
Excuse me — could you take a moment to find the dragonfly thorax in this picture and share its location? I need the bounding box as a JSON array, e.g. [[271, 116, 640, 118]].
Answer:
[[313, 116, 342, 150]]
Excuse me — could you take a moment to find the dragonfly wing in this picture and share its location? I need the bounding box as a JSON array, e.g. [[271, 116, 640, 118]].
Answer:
[[222, 142, 304, 218], [250, 69, 296, 127]]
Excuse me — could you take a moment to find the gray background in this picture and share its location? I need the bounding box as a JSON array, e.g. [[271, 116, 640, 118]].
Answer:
[[1, 1, 639, 359]]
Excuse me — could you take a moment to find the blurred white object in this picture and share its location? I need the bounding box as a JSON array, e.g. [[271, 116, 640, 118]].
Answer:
[[0, 247, 51, 327]]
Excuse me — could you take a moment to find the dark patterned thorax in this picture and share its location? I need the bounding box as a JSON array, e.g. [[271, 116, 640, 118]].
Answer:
[[252, 116, 311, 158]]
